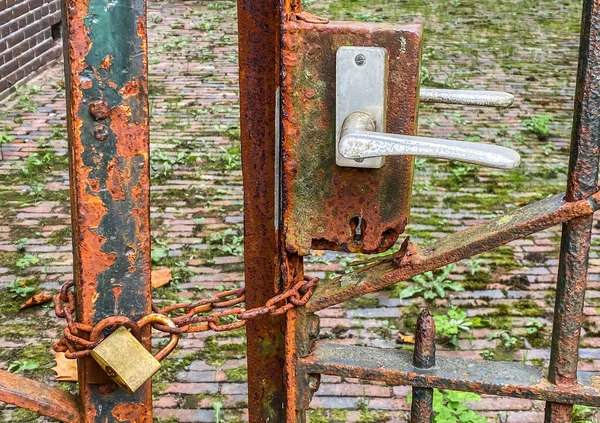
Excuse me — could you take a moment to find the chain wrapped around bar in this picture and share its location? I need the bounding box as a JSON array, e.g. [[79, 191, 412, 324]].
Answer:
[[52, 275, 318, 359]]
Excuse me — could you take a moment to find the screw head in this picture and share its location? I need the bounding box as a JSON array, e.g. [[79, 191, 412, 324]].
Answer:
[[354, 54, 366, 67]]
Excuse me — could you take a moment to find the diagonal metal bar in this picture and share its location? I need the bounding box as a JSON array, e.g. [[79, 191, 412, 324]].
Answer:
[[62, 0, 152, 419], [545, 0, 600, 421], [306, 191, 600, 312], [299, 343, 600, 407], [0, 369, 81, 423]]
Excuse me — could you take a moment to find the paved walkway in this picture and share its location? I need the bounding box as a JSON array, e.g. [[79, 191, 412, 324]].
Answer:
[[0, 0, 598, 422]]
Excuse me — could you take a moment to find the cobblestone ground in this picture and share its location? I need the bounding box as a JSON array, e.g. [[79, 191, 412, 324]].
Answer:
[[0, 0, 598, 422]]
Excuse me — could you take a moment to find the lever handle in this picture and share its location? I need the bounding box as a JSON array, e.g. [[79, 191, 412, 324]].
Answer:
[[338, 112, 521, 169], [420, 88, 514, 107]]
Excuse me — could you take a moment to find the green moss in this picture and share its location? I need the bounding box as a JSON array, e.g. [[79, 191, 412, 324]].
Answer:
[[508, 300, 546, 317], [461, 271, 492, 290], [47, 226, 72, 246], [309, 408, 348, 423], [224, 365, 247, 382], [0, 323, 38, 340], [480, 246, 520, 272], [471, 315, 512, 330], [346, 296, 379, 310], [10, 408, 40, 423]]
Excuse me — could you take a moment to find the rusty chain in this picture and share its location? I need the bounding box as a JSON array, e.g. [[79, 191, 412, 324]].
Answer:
[[52, 275, 318, 359]]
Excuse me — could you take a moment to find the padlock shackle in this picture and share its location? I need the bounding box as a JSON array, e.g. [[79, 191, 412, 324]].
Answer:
[[89, 316, 142, 347], [137, 313, 180, 361]]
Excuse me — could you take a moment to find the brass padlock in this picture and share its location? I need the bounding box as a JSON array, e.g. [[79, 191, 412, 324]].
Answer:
[[90, 314, 180, 393]]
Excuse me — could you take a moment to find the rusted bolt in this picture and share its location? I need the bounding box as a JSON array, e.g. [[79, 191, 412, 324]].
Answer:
[[89, 100, 110, 120], [94, 125, 109, 140]]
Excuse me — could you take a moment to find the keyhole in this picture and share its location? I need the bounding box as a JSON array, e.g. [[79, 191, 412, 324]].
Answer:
[[350, 216, 367, 245]]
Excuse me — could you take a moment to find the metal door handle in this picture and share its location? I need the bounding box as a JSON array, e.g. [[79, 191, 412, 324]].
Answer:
[[338, 111, 521, 169], [420, 88, 514, 107]]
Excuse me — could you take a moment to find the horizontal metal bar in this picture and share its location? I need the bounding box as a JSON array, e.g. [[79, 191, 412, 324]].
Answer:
[[299, 343, 600, 407], [0, 369, 81, 423], [306, 191, 600, 312], [420, 88, 514, 107]]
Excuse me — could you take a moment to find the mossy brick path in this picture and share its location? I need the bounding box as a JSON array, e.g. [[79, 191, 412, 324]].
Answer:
[[0, 0, 598, 422]]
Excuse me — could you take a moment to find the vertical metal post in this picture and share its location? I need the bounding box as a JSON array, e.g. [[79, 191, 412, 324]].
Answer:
[[62, 0, 152, 420], [411, 310, 436, 423], [545, 1, 600, 421], [237, 1, 287, 422]]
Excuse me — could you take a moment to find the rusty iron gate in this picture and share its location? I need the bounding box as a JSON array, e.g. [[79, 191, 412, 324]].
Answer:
[[1, 0, 600, 422]]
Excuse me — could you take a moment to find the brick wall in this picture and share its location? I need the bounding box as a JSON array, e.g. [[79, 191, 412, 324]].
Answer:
[[0, 0, 62, 99]]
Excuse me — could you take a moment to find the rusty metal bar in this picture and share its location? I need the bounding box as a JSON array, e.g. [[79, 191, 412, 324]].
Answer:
[[306, 191, 600, 312], [0, 369, 81, 423], [299, 343, 600, 407], [236, 1, 287, 422], [62, 0, 152, 419], [545, 0, 600, 421], [410, 310, 435, 423]]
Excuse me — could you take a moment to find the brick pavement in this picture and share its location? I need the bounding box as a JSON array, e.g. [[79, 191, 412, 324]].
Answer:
[[0, 0, 598, 422]]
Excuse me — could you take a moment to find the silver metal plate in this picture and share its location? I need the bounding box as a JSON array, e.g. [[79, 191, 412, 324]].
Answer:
[[336, 46, 388, 168]]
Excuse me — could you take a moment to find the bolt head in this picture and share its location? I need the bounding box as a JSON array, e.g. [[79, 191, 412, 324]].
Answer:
[[354, 54, 366, 66], [89, 100, 110, 120]]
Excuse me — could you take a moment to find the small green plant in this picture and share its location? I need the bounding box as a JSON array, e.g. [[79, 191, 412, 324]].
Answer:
[[150, 148, 188, 180], [573, 405, 599, 423], [8, 359, 40, 373], [15, 253, 39, 269], [397, 264, 463, 301], [522, 114, 553, 140], [207, 227, 243, 256], [433, 390, 486, 423], [433, 308, 472, 349], [480, 349, 495, 360], [212, 401, 223, 423], [466, 258, 485, 275], [489, 330, 518, 350], [0, 131, 14, 160], [12, 237, 29, 251], [409, 390, 487, 423], [14, 85, 41, 112], [151, 246, 169, 265], [8, 279, 36, 298], [526, 319, 544, 336]]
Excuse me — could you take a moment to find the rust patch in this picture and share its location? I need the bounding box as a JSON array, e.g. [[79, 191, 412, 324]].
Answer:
[[112, 403, 151, 422]]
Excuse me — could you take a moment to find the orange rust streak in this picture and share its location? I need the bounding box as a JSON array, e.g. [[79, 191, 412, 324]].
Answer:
[[110, 103, 148, 158], [106, 157, 126, 201], [100, 54, 112, 69]]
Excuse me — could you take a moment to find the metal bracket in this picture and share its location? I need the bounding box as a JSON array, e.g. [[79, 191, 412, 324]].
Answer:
[[336, 46, 388, 168]]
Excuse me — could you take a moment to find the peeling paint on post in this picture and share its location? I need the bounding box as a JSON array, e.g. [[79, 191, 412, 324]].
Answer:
[[62, 0, 152, 420]]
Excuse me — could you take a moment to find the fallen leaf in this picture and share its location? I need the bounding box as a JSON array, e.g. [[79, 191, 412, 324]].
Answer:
[[52, 353, 78, 382], [397, 334, 415, 344], [311, 250, 325, 256], [151, 268, 172, 288], [20, 293, 53, 309]]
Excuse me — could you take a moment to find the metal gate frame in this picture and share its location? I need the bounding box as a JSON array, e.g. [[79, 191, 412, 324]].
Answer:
[[0, 0, 597, 422]]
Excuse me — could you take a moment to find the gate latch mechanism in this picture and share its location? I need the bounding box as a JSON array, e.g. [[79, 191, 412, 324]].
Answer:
[[336, 46, 520, 170]]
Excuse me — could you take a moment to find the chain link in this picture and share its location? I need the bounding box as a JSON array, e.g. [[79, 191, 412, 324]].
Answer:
[[52, 276, 318, 359]]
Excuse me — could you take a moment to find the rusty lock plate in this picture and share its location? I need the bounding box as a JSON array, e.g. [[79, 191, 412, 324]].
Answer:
[[281, 20, 423, 255]]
